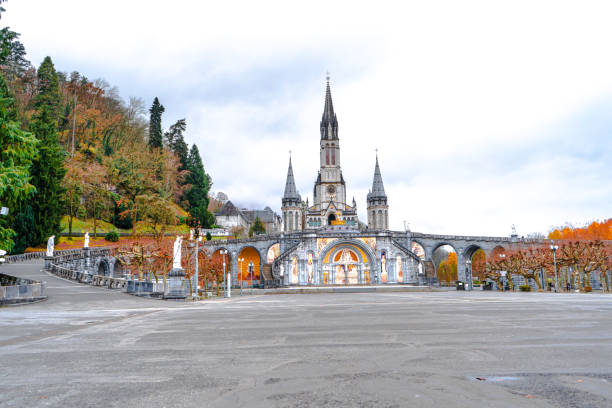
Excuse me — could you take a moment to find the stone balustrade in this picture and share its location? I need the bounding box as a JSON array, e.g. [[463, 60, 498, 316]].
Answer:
[[0, 273, 46, 305]]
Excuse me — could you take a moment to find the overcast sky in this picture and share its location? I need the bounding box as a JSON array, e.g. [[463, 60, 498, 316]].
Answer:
[[5, 0, 611, 236]]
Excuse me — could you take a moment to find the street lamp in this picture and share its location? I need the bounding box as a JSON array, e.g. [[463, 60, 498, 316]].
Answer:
[[550, 241, 559, 293], [249, 261, 254, 286], [220, 249, 228, 298], [499, 253, 506, 291], [238, 257, 244, 295]]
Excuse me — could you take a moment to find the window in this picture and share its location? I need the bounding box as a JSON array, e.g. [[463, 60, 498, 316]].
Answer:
[[326, 149, 329, 165], [332, 149, 335, 165]]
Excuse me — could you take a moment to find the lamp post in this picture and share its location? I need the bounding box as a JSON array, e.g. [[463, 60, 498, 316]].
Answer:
[[550, 241, 559, 292], [220, 249, 228, 298], [238, 257, 244, 295], [499, 253, 506, 291], [249, 261, 254, 286], [195, 235, 202, 299]]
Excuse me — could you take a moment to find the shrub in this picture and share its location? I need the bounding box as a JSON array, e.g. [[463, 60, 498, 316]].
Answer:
[[519, 284, 531, 292], [206, 232, 212, 241], [105, 230, 119, 242]]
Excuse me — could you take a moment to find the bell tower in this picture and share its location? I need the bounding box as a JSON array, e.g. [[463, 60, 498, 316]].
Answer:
[[282, 155, 302, 231], [367, 153, 389, 230], [313, 76, 346, 216]]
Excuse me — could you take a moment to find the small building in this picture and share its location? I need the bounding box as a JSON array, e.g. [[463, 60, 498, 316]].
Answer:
[[215, 201, 282, 235], [214, 201, 249, 231]]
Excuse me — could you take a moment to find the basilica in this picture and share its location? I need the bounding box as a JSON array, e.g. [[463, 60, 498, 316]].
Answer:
[[205, 79, 424, 287], [269, 79, 422, 285], [281, 79, 389, 232]]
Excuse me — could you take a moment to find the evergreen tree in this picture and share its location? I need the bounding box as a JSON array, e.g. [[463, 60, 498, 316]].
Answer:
[[0, 73, 37, 252], [185, 145, 214, 227], [164, 118, 188, 169], [11, 204, 34, 254], [148, 97, 164, 149], [249, 217, 266, 237], [28, 56, 66, 246]]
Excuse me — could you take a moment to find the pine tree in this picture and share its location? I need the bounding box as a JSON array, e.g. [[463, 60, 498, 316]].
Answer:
[[0, 73, 37, 252], [148, 97, 164, 149], [28, 56, 66, 246], [186, 145, 214, 227], [164, 118, 188, 170]]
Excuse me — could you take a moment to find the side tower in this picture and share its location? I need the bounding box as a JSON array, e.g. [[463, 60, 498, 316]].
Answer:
[[367, 154, 389, 230], [282, 156, 302, 232]]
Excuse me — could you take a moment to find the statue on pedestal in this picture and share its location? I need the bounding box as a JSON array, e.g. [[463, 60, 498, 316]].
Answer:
[[84, 232, 90, 248], [173, 235, 183, 269], [189, 229, 194, 241], [46, 235, 55, 257]]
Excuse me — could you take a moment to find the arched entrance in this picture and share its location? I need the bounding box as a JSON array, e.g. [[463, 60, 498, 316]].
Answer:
[[97, 259, 110, 276], [328, 213, 336, 224], [238, 246, 261, 286], [464, 245, 486, 281], [319, 240, 376, 285], [432, 244, 458, 286]]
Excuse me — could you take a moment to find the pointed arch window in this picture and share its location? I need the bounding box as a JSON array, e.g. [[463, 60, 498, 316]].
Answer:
[[326, 149, 330, 165], [332, 149, 335, 165]]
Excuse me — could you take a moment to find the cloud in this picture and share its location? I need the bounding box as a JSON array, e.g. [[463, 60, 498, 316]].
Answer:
[[5, 0, 612, 236]]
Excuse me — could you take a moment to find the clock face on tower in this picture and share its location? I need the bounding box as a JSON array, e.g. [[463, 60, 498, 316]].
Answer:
[[326, 185, 336, 195]]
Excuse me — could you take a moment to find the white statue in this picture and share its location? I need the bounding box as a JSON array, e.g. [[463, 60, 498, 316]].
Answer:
[[189, 229, 194, 241], [173, 235, 183, 269], [84, 232, 90, 248], [46, 235, 55, 257], [418, 262, 423, 275]]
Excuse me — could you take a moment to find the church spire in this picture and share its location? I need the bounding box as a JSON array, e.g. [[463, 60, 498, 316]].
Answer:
[[370, 153, 386, 197], [283, 155, 300, 201], [320, 75, 338, 140]]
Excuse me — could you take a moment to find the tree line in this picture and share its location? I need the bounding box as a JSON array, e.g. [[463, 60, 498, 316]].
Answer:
[[0, 1, 214, 254], [481, 241, 611, 292]]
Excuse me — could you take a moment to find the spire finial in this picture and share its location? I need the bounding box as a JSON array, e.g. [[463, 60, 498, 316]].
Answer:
[[326, 71, 330, 83]]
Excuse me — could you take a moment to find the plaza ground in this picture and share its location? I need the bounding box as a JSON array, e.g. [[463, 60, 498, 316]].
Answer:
[[1, 261, 611, 408]]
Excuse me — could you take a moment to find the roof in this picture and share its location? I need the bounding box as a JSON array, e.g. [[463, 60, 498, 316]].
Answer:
[[216, 201, 242, 217]]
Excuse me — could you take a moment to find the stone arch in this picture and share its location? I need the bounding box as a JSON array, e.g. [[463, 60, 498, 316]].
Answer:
[[328, 213, 336, 224], [211, 247, 233, 270], [319, 238, 378, 285], [463, 244, 484, 259], [411, 241, 426, 260], [490, 245, 507, 259], [463, 244, 486, 281], [111, 258, 124, 278], [431, 242, 459, 283], [97, 258, 111, 276], [265, 242, 281, 264], [237, 246, 262, 283]]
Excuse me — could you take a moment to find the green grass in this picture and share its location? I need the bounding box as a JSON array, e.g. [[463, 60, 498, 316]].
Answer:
[[61, 216, 191, 235], [61, 216, 128, 234]]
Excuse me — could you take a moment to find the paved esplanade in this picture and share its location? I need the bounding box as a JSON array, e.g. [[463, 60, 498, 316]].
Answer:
[[1, 261, 611, 408]]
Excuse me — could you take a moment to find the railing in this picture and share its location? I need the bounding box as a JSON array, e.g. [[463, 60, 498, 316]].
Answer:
[[4, 249, 84, 264], [0, 273, 46, 304], [49, 261, 127, 290]]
